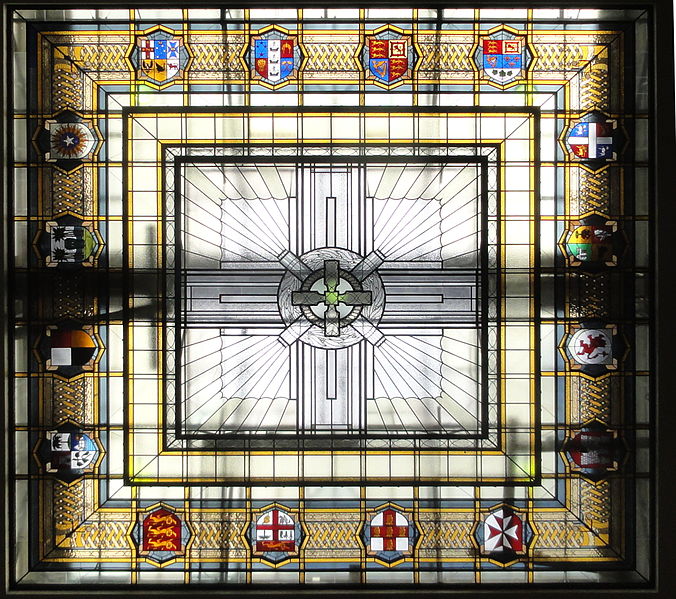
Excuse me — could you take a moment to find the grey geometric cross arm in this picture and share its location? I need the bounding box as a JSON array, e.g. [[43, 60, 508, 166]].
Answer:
[[291, 290, 324, 306], [351, 249, 385, 282], [291, 290, 372, 308], [277, 249, 312, 281], [341, 291, 372, 305], [324, 304, 340, 337], [324, 259, 339, 292]]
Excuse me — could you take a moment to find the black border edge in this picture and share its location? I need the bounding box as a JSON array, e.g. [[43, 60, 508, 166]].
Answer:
[[654, 1, 676, 598], [3, 2, 674, 597]]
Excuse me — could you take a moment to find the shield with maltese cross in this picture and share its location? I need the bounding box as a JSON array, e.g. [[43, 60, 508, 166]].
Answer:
[[474, 505, 533, 562]]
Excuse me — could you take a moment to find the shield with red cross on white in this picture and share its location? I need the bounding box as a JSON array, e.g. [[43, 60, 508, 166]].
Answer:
[[483, 507, 524, 553], [255, 508, 296, 552], [363, 506, 418, 564], [249, 506, 302, 564]]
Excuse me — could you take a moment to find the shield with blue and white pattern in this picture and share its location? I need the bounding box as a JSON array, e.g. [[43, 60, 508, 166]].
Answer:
[[568, 121, 614, 160], [140, 38, 181, 82], [254, 38, 295, 83]]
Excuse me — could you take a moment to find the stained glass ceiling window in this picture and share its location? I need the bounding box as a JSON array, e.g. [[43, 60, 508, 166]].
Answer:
[[4, 3, 662, 594]]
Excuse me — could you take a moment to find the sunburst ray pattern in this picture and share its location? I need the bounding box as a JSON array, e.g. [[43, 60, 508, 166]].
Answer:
[[181, 330, 294, 434], [369, 329, 481, 434], [181, 163, 294, 268], [371, 163, 481, 266]]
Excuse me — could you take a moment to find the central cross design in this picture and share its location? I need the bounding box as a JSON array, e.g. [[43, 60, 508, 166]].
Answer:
[[256, 509, 296, 552], [291, 259, 372, 337], [180, 161, 483, 433], [371, 509, 409, 552]]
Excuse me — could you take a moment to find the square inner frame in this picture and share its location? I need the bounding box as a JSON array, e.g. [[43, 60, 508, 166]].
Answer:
[[173, 155, 491, 447], [123, 107, 540, 485]]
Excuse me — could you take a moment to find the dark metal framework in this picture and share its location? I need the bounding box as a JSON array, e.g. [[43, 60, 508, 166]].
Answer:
[[166, 155, 494, 450], [1, 1, 674, 597]]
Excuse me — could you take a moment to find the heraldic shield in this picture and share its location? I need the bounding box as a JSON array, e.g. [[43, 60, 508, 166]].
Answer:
[[473, 26, 532, 87], [248, 505, 304, 565], [140, 38, 181, 83], [368, 38, 409, 82], [255, 38, 295, 82]]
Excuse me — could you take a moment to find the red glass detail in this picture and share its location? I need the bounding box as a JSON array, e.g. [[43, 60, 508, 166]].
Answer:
[[597, 121, 614, 137], [371, 509, 409, 551], [369, 39, 388, 59], [142, 508, 181, 552], [256, 510, 295, 552], [576, 333, 608, 359], [486, 512, 524, 551], [482, 39, 502, 54], [571, 144, 589, 158], [503, 40, 521, 54], [569, 431, 615, 468], [255, 57, 268, 78], [389, 58, 409, 81], [280, 39, 294, 58], [389, 40, 407, 57]]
